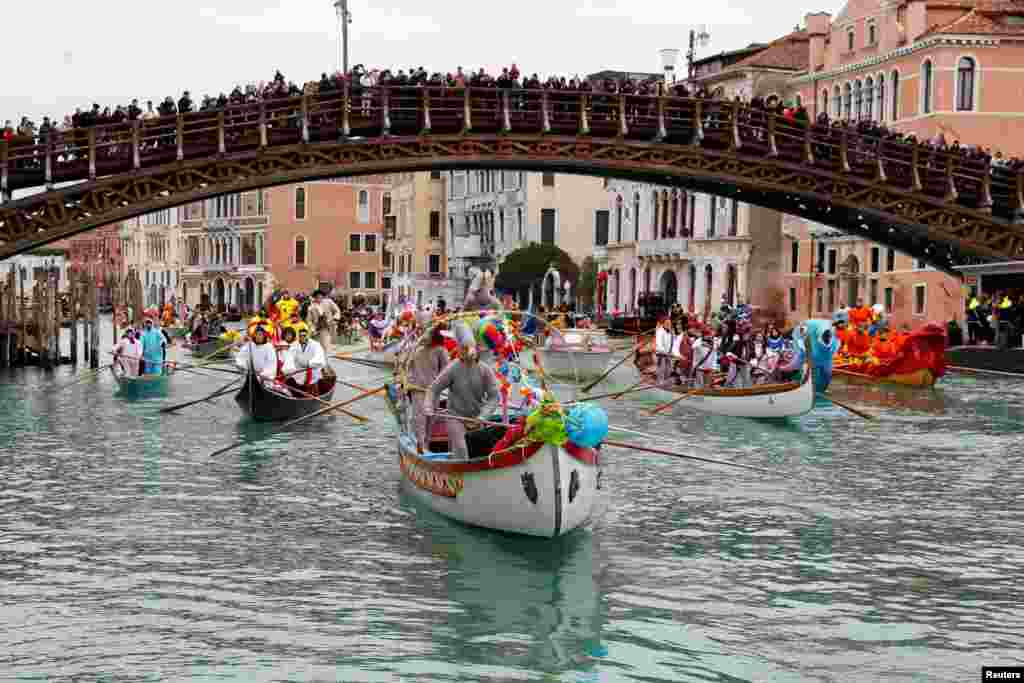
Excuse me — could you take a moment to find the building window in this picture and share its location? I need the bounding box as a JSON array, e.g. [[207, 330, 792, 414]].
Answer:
[[616, 198, 624, 242], [913, 284, 926, 315], [789, 287, 797, 312], [921, 60, 933, 114], [914, 258, 927, 270], [541, 209, 556, 244], [295, 187, 306, 220], [358, 190, 369, 223], [364, 272, 376, 289], [827, 279, 836, 310], [382, 250, 392, 269], [816, 287, 824, 313], [870, 246, 880, 273], [827, 249, 837, 275], [294, 236, 307, 266], [816, 242, 826, 272], [891, 70, 900, 120], [542, 173, 555, 187], [430, 170, 441, 180], [595, 210, 610, 246], [854, 80, 863, 119], [864, 77, 874, 119], [517, 208, 523, 240], [843, 83, 852, 119], [820, 89, 829, 117], [886, 248, 895, 272], [729, 200, 739, 237], [429, 211, 441, 240], [364, 234, 377, 253], [884, 286, 894, 313], [383, 192, 392, 216], [652, 191, 660, 239], [868, 22, 877, 45], [708, 197, 717, 238], [790, 241, 800, 273], [847, 29, 854, 51], [869, 278, 879, 305], [877, 74, 886, 122], [832, 86, 841, 118], [633, 192, 641, 241], [957, 57, 976, 111], [382, 276, 392, 290], [349, 234, 361, 252], [349, 272, 360, 289], [428, 254, 441, 274]]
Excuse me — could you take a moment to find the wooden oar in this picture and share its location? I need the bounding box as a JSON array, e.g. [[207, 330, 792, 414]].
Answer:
[[647, 385, 703, 416], [609, 379, 645, 399], [425, 413, 772, 474], [563, 383, 666, 406], [335, 378, 374, 393], [948, 365, 1024, 379], [581, 345, 639, 393], [274, 380, 368, 423], [160, 376, 244, 414], [209, 384, 387, 458], [821, 392, 876, 420], [602, 440, 773, 473], [53, 363, 115, 391]]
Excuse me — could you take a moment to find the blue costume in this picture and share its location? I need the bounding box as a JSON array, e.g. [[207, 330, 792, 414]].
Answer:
[[803, 319, 840, 391], [139, 326, 166, 375]]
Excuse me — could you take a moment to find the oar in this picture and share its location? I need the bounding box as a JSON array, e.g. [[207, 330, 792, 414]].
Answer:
[[209, 384, 387, 458], [948, 365, 1024, 379], [53, 363, 115, 391], [335, 378, 373, 393], [160, 377, 244, 414], [563, 383, 666, 406], [581, 345, 639, 393], [602, 440, 774, 473], [647, 385, 703, 416], [274, 379, 369, 423], [821, 392, 876, 420]]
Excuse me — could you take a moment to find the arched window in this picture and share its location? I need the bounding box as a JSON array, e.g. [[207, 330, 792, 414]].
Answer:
[[956, 56, 976, 111], [854, 80, 863, 120], [294, 235, 307, 266], [843, 83, 852, 119], [679, 191, 689, 237], [651, 191, 659, 240], [633, 192, 641, 241], [877, 74, 886, 121], [891, 70, 900, 120], [832, 86, 841, 118], [615, 195, 623, 242], [382, 191, 392, 216], [864, 77, 874, 120], [670, 191, 679, 238], [820, 89, 829, 117], [295, 186, 306, 220], [921, 60, 933, 114], [357, 190, 369, 223]]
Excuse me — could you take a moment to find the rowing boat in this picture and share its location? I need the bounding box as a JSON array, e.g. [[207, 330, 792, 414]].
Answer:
[[187, 338, 231, 359], [111, 366, 172, 396], [394, 415, 600, 538], [540, 329, 612, 382], [235, 367, 338, 421], [833, 367, 936, 388]]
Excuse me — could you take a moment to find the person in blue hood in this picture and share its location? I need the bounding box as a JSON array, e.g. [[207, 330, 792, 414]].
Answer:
[[804, 318, 841, 391]]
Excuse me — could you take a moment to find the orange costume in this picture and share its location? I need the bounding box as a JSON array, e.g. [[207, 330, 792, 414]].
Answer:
[[848, 306, 871, 328], [846, 329, 872, 356]]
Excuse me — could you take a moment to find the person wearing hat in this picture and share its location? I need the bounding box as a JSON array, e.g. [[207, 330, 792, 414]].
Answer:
[[407, 312, 450, 453], [288, 322, 327, 395], [690, 328, 718, 388], [429, 338, 499, 461], [654, 316, 674, 385], [309, 291, 341, 353], [235, 321, 278, 382], [139, 318, 167, 375]]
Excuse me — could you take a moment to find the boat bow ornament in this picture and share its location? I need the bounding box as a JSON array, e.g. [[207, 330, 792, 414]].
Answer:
[[2, 85, 1023, 270]]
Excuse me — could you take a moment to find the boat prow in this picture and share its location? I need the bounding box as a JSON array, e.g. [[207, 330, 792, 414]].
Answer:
[[397, 433, 600, 538]]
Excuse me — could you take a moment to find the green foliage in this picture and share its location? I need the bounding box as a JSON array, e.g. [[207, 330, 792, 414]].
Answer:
[[495, 242, 579, 297]]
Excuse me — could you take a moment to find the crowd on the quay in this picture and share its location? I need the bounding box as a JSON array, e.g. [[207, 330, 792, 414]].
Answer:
[[965, 290, 1024, 348], [5, 62, 1021, 176]]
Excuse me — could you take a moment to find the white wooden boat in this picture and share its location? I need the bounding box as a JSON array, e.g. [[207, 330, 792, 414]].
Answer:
[[539, 329, 612, 382], [395, 427, 600, 538], [659, 344, 815, 419]]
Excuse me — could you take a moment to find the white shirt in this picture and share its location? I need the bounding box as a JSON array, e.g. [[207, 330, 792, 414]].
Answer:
[[289, 339, 326, 385], [692, 338, 718, 371], [113, 338, 142, 376], [655, 327, 674, 355], [236, 341, 279, 381]]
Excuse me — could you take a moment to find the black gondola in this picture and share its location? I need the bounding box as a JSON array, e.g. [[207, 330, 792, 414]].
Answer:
[[235, 366, 338, 421]]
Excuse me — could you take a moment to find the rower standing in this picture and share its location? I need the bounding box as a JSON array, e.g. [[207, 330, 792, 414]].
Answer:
[[429, 341, 499, 461], [236, 323, 278, 381], [138, 318, 166, 375], [289, 323, 327, 396], [407, 313, 450, 453]]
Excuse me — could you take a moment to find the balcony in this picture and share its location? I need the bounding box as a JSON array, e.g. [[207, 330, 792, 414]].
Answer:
[[593, 245, 608, 260], [638, 238, 688, 260], [453, 233, 482, 258]]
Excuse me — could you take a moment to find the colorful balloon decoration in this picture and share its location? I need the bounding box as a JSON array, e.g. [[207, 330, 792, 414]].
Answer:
[[564, 403, 609, 448]]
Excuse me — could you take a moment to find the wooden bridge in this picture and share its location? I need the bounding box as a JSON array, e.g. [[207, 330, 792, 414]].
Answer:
[[2, 85, 1023, 272]]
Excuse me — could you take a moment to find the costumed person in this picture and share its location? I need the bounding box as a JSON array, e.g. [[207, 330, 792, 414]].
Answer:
[[368, 311, 388, 351], [655, 317, 674, 385], [235, 321, 278, 382], [138, 318, 167, 375], [429, 339, 500, 461], [691, 329, 718, 387], [276, 290, 299, 322], [462, 268, 502, 312], [804, 319, 840, 390], [309, 291, 341, 353], [406, 312, 451, 453], [112, 329, 142, 377], [288, 323, 327, 396]]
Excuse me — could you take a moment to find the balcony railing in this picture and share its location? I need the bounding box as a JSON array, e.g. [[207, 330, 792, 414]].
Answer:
[[638, 238, 688, 259]]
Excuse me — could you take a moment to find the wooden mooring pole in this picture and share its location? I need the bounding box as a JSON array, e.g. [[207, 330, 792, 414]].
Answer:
[[89, 275, 99, 369], [69, 268, 78, 365]]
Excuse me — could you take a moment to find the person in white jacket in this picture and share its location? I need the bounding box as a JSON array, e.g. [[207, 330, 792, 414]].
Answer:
[[654, 317, 674, 385], [112, 329, 142, 377], [288, 323, 327, 395], [691, 332, 719, 388], [235, 324, 278, 382]]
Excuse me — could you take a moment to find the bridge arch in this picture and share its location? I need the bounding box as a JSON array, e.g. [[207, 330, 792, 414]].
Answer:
[[1, 86, 1021, 272]]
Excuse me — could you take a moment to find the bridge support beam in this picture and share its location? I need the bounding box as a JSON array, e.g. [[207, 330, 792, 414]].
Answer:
[[176, 115, 184, 162], [301, 96, 310, 143], [341, 81, 351, 138], [656, 97, 666, 141], [618, 95, 628, 138], [461, 88, 471, 134], [217, 112, 226, 155], [692, 100, 703, 145], [579, 94, 589, 135], [501, 90, 511, 134], [766, 114, 778, 158], [541, 91, 551, 134], [88, 129, 97, 181], [422, 89, 433, 134], [44, 141, 53, 190], [132, 121, 141, 169], [383, 89, 392, 135], [259, 102, 268, 148]]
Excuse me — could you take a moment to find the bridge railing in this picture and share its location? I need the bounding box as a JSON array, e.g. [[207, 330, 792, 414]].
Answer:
[[2, 85, 1022, 220]]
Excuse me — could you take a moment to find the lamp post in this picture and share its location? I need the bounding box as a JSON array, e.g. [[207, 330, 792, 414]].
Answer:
[[333, 0, 352, 75], [686, 26, 711, 81]]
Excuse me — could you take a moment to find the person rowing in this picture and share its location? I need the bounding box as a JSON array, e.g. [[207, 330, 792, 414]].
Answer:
[[287, 323, 327, 397], [236, 322, 277, 382], [429, 338, 499, 461]]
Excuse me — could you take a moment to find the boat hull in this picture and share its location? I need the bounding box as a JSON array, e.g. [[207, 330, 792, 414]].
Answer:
[[188, 339, 231, 359], [539, 349, 611, 381], [662, 376, 815, 418], [112, 368, 171, 396], [833, 367, 936, 388], [397, 435, 600, 538], [235, 369, 337, 422]]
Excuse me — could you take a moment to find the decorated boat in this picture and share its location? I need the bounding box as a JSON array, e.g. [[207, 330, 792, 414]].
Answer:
[[540, 329, 612, 382], [235, 366, 337, 421], [388, 310, 608, 538], [111, 366, 172, 396], [186, 338, 232, 360], [832, 322, 946, 389]]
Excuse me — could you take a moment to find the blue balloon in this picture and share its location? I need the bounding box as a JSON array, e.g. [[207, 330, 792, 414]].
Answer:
[[565, 403, 609, 448]]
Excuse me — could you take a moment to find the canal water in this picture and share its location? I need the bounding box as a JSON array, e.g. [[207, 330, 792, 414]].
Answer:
[[2, 319, 1023, 682]]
